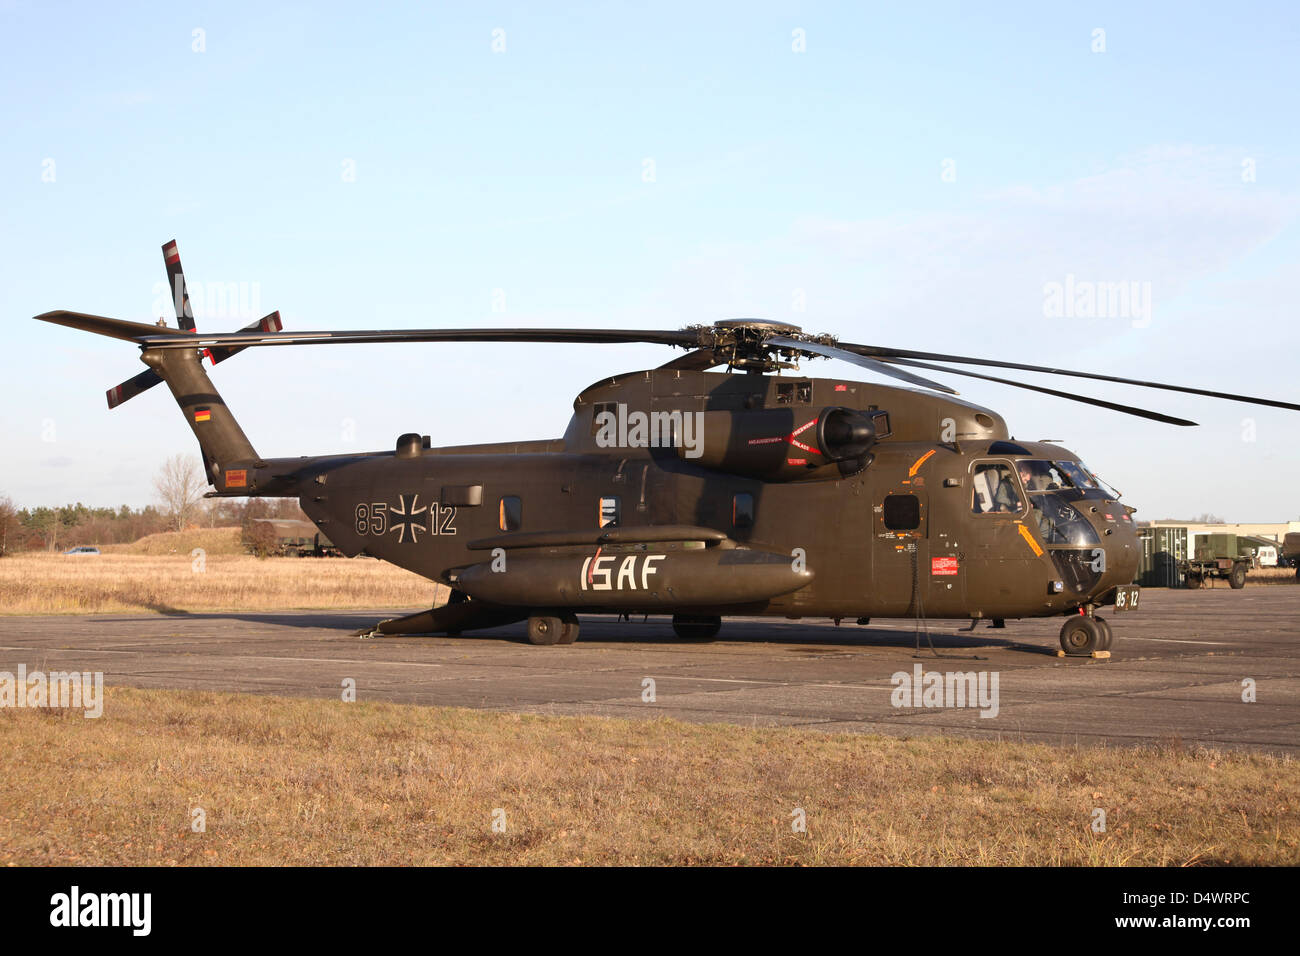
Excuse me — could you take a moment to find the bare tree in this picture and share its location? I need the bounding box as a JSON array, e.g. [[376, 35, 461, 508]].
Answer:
[[153, 454, 206, 532]]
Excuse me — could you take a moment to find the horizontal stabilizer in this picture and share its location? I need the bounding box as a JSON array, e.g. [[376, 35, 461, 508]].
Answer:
[[34, 310, 183, 342]]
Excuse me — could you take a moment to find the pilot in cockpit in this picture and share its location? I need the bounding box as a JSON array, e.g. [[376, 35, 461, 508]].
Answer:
[[1018, 460, 1061, 492]]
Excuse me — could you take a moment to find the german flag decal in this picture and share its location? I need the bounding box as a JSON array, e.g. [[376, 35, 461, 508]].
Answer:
[[225, 469, 247, 488], [193, 407, 212, 423]]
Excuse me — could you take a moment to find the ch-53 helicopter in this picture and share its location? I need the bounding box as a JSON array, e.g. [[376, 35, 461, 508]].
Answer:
[[36, 241, 1300, 655]]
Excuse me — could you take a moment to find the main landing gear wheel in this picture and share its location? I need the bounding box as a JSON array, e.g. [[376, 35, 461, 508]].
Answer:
[[558, 611, 580, 645], [1229, 564, 1247, 589], [527, 614, 563, 646], [1059, 616, 1105, 656], [672, 614, 722, 640]]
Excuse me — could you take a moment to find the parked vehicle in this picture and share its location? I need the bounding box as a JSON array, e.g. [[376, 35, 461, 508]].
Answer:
[[1283, 533, 1300, 580], [1180, 533, 1249, 588]]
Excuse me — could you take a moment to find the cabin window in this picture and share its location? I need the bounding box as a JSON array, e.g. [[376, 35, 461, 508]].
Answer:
[[776, 381, 812, 405], [590, 402, 618, 436], [498, 496, 522, 532], [971, 462, 1023, 514], [599, 496, 620, 528], [883, 494, 921, 530], [733, 493, 754, 529]]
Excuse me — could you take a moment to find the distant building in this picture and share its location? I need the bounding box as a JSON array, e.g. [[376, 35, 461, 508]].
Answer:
[[1143, 520, 1300, 552], [1136, 520, 1300, 584]]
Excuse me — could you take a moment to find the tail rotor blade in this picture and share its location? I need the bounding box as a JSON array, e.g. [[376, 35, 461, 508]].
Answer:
[[206, 311, 283, 366], [161, 239, 196, 333], [107, 368, 165, 409], [100, 311, 285, 409]]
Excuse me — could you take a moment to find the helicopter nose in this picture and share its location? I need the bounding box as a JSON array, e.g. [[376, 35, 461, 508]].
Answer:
[[1087, 512, 1140, 593]]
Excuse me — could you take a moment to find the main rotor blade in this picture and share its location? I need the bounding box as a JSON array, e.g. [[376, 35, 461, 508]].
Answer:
[[839, 342, 1300, 412], [881, 356, 1197, 426], [133, 327, 704, 350], [658, 349, 723, 371], [768, 335, 958, 394]]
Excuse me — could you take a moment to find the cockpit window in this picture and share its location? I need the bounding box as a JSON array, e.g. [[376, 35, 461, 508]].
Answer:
[[972, 463, 1023, 514], [1076, 461, 1121, 499], [1028, 493, 1100, 546], [1054, 461, 1096, 490], [1008, 458, 1121, 501], [1008, 461, 1104, 545], [1015, 460, 1073, 492]]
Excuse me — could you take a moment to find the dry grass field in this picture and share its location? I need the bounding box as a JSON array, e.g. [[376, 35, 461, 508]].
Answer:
[[0, 686, 1294, 866], [0, 550, 446, 615]]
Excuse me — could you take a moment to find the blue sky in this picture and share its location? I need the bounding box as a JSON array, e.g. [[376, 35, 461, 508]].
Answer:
[[2, 1, 1297, 521]]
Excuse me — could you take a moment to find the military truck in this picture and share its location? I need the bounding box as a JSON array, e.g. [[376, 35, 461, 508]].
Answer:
[[1283, 532, 1300, 581], [250, 518, 340, 557], [1180, 533, 1250, 588]]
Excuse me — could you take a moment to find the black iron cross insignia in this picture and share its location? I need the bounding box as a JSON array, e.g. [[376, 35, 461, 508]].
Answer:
[[388, 493, 428, 544]]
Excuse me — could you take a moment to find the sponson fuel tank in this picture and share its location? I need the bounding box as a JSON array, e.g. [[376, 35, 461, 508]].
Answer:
[[454, 539, 813, 609]]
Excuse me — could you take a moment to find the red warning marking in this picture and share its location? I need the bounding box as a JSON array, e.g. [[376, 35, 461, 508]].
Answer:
[[931, 556, 959, 576]]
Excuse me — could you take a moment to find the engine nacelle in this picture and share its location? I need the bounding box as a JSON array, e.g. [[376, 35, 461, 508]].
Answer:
[[678, 406, 888, 482]]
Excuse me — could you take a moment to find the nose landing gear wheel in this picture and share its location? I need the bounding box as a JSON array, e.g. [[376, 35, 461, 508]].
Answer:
[[558, 611, 579, 644], [1093, 615, 1113, 651], [1059, 616, 1105, 656]]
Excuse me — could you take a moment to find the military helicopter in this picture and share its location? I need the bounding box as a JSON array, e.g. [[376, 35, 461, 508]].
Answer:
[[35, 241, 1300, 655]]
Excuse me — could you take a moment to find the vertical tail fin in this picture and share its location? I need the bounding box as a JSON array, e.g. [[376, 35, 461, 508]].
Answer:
[[36, 240, 282, 492], [140, 346, 259, 488]]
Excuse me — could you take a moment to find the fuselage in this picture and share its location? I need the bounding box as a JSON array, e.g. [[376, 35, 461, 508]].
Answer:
[[242, 367, 1139, 621]]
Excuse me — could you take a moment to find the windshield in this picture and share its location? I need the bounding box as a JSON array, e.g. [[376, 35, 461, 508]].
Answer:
[[1027, 492, 1101, 547], [1075, 461, 1122, 499], [1015, 460, 1075, 492], [1008, 460, 1103, 545], [1011, 459, 1120, 500]]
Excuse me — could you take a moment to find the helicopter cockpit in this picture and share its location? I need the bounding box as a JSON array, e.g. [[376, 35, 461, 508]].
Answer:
[[972, 456, 1123, 551], [1020, 459, 1122, 499]]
